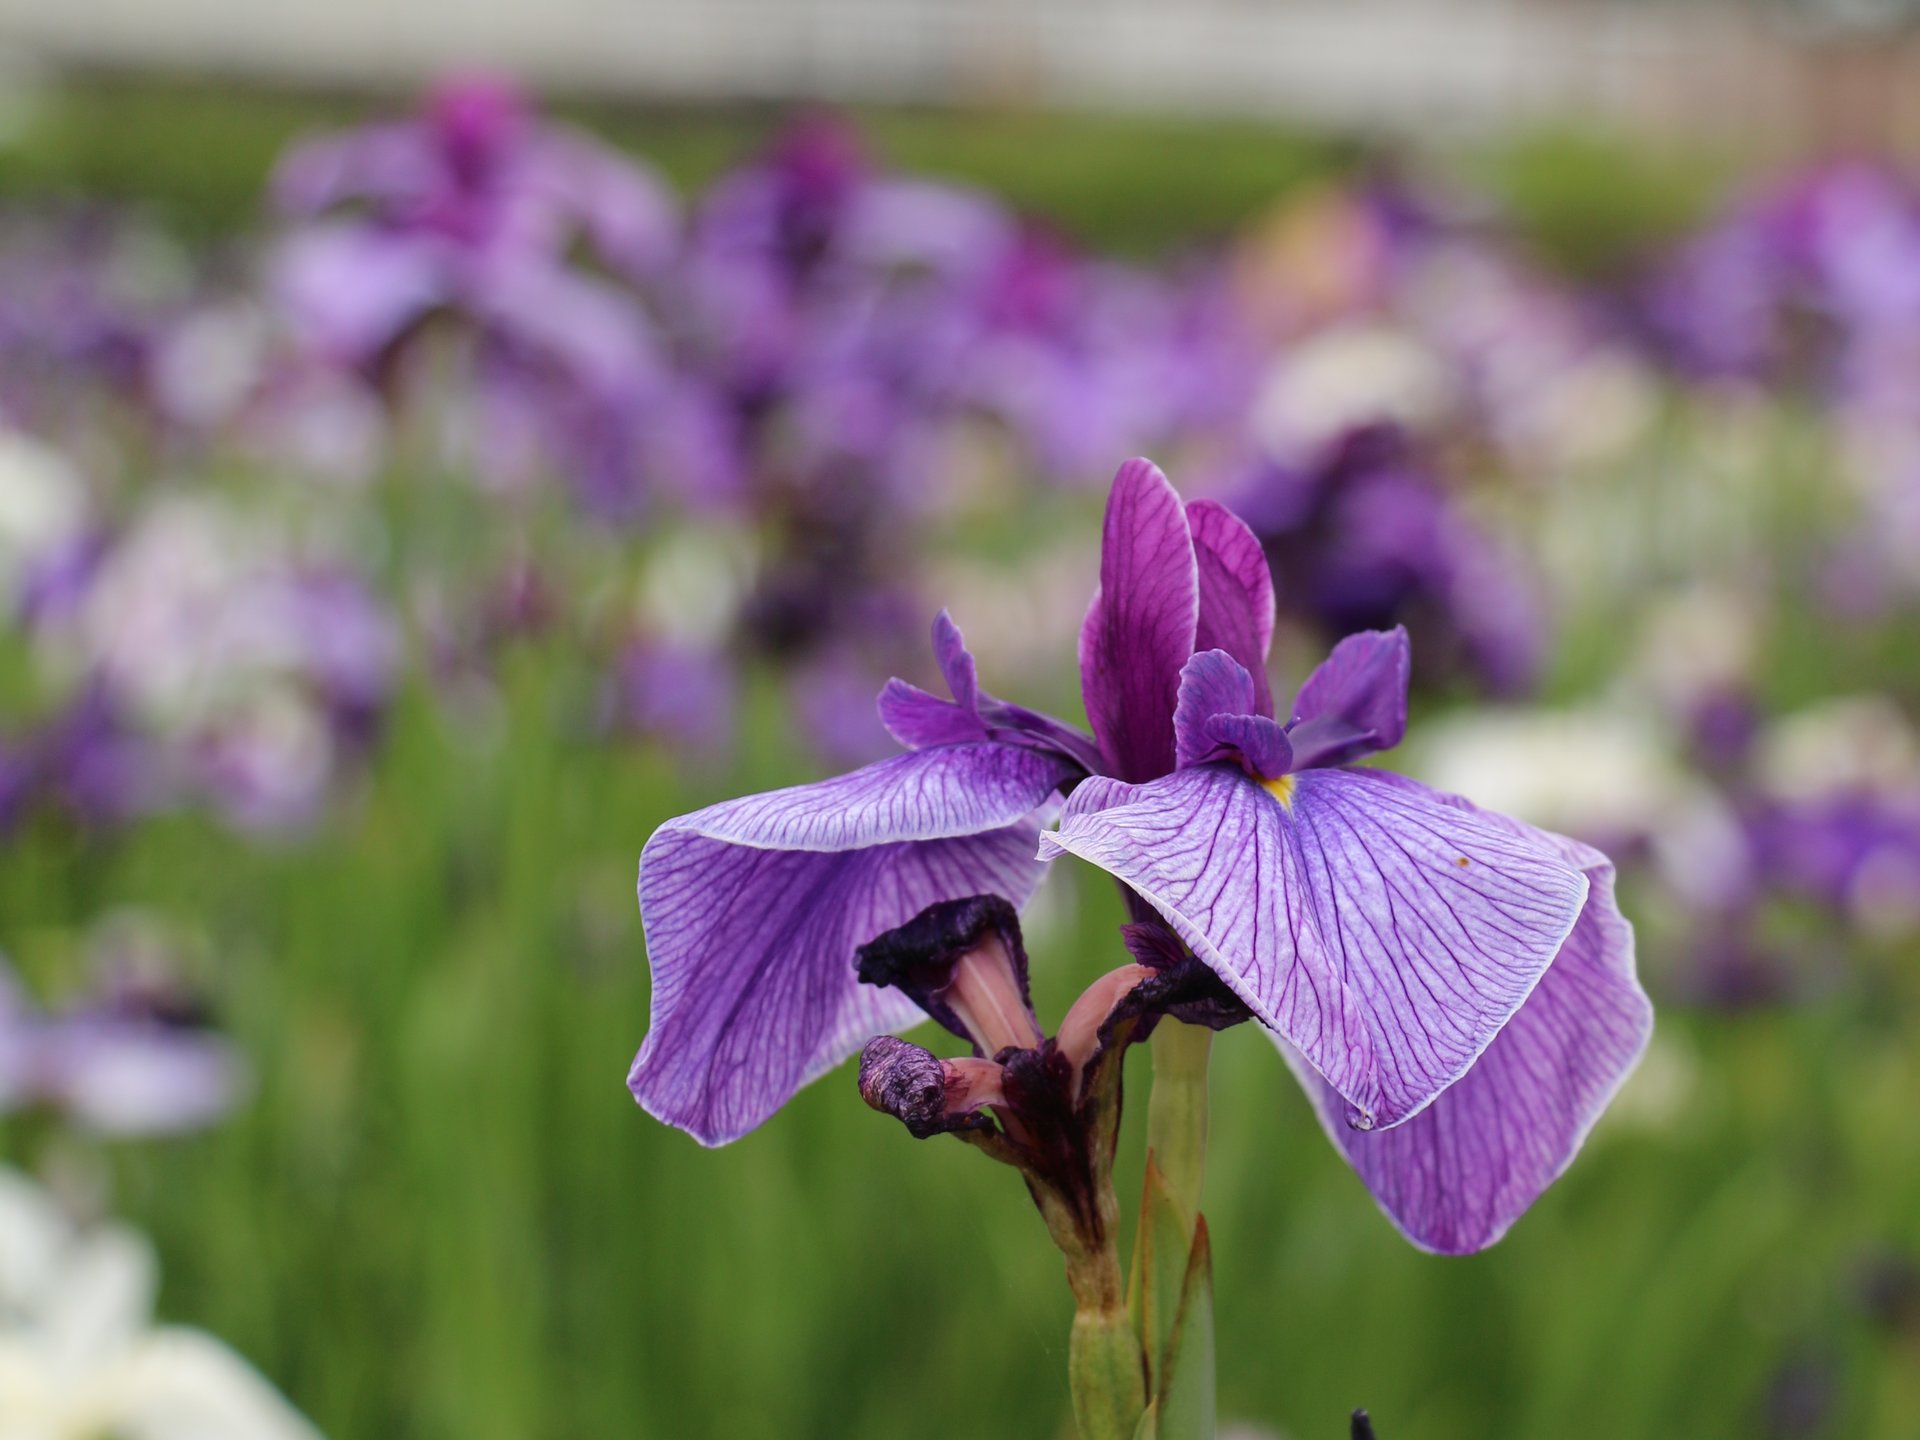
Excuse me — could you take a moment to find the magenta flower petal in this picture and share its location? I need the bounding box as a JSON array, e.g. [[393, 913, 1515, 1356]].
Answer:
[[1186, 499, 1275, 717], [1281, 786, 1651, 1253], [1286, 626, 1412, 770], [631, 743, 1075, 1145], [1039, 764, 1587, 1130], [1078, 458, 1199, 782]]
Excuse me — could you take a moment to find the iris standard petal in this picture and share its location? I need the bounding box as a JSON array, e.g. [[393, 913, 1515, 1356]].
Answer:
[[1039, 764, 1587, 1130], [1078, 459, 1199, 782], [1281, 795, 1650, 1253], [632, 743, 1075, 1145], [1173, 650, 1261, 770], [1286, 627, 1412, 770], [880, 611, 1106, 772], [1187, 499, 1275, 717]]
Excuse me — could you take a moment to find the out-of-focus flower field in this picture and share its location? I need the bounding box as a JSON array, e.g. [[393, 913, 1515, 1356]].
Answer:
[[3, 74, 1919, 1439]]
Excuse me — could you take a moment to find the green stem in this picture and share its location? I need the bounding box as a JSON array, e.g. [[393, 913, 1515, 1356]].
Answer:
[[1068, 1260, 1148, 1440], [1146, 1020, 1212, 1227]]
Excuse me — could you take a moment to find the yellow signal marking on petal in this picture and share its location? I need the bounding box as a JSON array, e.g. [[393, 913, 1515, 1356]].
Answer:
[[1261, 774, 1296, 810]]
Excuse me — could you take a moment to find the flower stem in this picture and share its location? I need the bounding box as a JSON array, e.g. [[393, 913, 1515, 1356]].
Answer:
[[1069, 1281, 1148, 1440], [1146, 1020, 1212, 1225]]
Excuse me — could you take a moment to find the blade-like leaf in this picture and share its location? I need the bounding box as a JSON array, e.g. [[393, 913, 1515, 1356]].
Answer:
[[1129, 1153, 1195, 1395], [1154, 1217, 1216, 1440]]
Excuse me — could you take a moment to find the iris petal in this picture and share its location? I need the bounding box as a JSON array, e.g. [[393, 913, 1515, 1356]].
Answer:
[[1039, 764, 1587, 1131], [631, 743, 1074, 1145], [1287, 627, 1412, 770], [1187, 499, 1275, 717], [1281, 783, 1651, 1253], [879, 611, 1105, 772], [1078, 459, 1200, 782]]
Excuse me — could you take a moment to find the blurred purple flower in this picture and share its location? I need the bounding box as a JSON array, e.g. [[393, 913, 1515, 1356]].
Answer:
[[1230, 423, 1544, 695], [1648, 162, 1920, 390], [603, 639, 737, 762], [0, 940, 243, 1138], [270, 74, 680, 514], [5, 493, 399, 839]]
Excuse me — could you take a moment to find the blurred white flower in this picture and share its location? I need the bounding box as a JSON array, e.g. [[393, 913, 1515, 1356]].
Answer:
[[0, 431, 88, 602], [636, 524, 754, 649], [1250, 322, 1450, 461], [1520, 349, 1659, 469], [1602, 1028, 1700, 1134], [1630, 584, 1761, 713], [1413, 705, 1751, 913], [1413, 707, 1683, 840], [151, 305, 273, 431], [0, 1167, 322, 1440], [1758, 694, 1920, 800]]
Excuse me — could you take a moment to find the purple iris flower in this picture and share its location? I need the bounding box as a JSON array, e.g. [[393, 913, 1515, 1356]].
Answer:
[[1648, 163, 1920, 391], [0, 683, 159, 836], [0, 947, 243, 1137], [270, 74, 679, 515], [632, 458, 1650, 1253]]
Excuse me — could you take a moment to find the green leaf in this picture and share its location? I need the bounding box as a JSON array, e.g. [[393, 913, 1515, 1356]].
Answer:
[[1132, 1402, 1161, 1440], [1154, 1217, 1217, 1440]]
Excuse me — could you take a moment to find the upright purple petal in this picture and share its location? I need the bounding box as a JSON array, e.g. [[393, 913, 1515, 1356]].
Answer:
[[880, 611, 1105, 773], [878, 611, 987, 750], [1287, 627, 1412, 770], [1078, 459, 1199, 782], [1187, 499, 1275, 716], [632, 743, 1075, 1145], [1282, 793, 1651, 1253], [1172, 650, 1292, 778], [1173, 650, 1261, 771], [1039, 764, 1587, 1130], [932, 610, 980, 713]]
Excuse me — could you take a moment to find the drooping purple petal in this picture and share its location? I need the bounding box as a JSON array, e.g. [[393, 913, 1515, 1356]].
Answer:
[[1286, 627, 1412, 770], [1187, 499, 1275, 717], [1078, 459, 1199, 782], [631, 743, 1075, 1145], [1039, 764, 1587, 1130], [1281, 790, 1651, 1253]]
